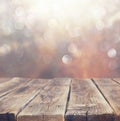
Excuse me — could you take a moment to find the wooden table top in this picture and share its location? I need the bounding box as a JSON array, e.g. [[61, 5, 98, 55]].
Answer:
[[0, 78, 119, 121]]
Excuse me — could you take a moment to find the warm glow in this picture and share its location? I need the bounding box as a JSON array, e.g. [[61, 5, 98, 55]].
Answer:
[[22, 0, 107, 27], [0, 0, 119, 78]]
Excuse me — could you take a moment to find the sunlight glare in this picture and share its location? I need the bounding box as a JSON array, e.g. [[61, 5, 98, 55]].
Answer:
[[23, 0, 107, 27]]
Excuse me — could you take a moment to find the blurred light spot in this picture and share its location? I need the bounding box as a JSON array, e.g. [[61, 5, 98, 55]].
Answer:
[[68, 44, 81, 57], [15, 7, 25, 17], [0, 44, 11, 56], [62, 55, 72, 64], [3, 27, 13, 36], [106, 12, 120, 28], [1, 22, 13, 36], [107, 48, 117, 58], [14, 7, 25, 29], [92, 7, 106, 19], [26, 14, 36, 29]]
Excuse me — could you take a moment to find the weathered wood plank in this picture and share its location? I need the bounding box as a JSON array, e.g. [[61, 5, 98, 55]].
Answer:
[[0, 77, 31, 98], [93, 78, 120, 121], [113, 78, 120, 85], [65, 79, 113, 121], [17, 78, 71, 121], [52, 78, 71, 86], [93, 78, 117, 85], [0, 79, 51, 121]]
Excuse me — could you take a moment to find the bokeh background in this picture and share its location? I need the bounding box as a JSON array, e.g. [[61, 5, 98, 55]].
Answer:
[[0, 0, 120, 78]]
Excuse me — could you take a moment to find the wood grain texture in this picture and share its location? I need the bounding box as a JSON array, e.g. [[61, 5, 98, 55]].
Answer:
[[113, 78, 120, 85], [0, 77, 31, 98], [0, 79, 51, 121], [93, 78, 117, 86], [17, 78, 71, 121], [93, 78, 120, 121], [52, 78, 71, 86], [65, 79, 113, 121]]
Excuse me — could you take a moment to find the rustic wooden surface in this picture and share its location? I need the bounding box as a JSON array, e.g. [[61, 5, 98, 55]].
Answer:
[[113, 78, 120, 85], [0, 78, 51, 121], [93, 78, 120, 121], [0, 78, 30, 98], [18, 79, 71, 121], [65, 79, 113, 121], [0, 78, 119, 121]]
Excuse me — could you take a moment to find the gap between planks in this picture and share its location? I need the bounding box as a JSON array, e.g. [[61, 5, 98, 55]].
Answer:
[[17, 78, 72, 121], [0, 78, 118, 121], [65, 80, 72, 114], [16, 79, 53, 120], [0, 78, 32, 99], [0, 78, 52, 121], [65, 79, 114, 121], [91, 78, 116, 114], [92, 78, 120, 121], [112, 78, 120, 85]]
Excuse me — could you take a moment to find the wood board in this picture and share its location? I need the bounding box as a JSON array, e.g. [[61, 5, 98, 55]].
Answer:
[[65, 79, 114, 121], [17, 78, 71, 121], [0, 78, 51, 121], [93, 78, 120, 121]]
